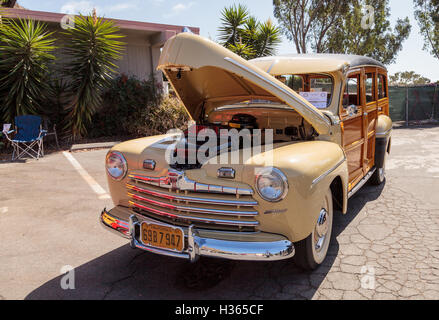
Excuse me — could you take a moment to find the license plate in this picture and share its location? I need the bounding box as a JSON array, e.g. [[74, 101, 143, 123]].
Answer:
[[140, 223, 184, 252]]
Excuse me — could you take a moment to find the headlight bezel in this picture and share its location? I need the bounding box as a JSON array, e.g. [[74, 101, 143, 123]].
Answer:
[[255, 167, 289, 202], [106, 151, 128, 181]]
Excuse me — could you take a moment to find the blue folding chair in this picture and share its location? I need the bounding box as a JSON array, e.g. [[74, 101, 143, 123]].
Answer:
[[3, 115, 47, 160]]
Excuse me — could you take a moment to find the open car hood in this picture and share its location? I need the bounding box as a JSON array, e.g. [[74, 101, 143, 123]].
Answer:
[[158, 33, 331, 135]]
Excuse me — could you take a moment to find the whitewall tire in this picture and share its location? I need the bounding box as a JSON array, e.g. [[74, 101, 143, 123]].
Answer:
[[294, 188, 333, 270]]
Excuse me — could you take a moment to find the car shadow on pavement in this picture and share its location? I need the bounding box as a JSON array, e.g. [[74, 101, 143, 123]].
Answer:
[[25, 182, 385, 300]]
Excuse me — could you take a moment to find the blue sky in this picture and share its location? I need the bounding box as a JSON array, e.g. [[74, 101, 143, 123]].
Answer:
[[18, 0, 439, 81]]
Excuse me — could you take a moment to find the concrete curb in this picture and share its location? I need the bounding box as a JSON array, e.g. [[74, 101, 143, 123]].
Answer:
[[70, 142, 120, 152]]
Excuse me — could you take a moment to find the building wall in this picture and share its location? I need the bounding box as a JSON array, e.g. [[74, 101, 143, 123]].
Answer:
[[119, 42, 152, 80], [117, 31, 159, 82], [47, 25, 162, 84]]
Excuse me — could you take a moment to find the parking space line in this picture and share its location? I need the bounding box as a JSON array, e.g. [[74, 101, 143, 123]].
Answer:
[[62, 152, 111, 200]]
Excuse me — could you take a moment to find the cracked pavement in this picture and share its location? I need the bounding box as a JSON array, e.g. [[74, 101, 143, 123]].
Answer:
[[0, 125, 438, 300]]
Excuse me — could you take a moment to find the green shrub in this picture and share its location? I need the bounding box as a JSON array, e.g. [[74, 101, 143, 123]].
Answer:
[[129, 96, 189, 137], [87, 75, 159, 138], [87, 75, 188, 138], [42, 78, 69, 130]]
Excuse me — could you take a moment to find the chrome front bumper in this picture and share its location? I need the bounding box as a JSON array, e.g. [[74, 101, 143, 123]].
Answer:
[[100, 206, 295, 262]]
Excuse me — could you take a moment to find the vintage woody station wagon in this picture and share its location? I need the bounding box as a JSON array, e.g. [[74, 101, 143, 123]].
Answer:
[[101, 33, 392, 270]]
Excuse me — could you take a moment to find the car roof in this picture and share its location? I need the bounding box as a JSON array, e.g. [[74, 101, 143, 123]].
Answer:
[[250, 53, 387, 75]]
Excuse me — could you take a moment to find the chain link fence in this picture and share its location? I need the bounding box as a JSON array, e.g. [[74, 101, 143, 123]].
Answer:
[[389, 84, 439, 124]]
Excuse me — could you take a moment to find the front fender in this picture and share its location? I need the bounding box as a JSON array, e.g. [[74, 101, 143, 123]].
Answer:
[[106, 133, 179, 207], [243, 141, 348, 242]]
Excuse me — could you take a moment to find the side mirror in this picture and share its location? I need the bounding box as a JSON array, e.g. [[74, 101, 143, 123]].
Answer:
[[348, 105, 358, 116]]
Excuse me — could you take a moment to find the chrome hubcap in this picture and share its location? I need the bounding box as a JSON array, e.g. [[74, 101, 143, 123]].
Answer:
[[315, 208, 329, 251]]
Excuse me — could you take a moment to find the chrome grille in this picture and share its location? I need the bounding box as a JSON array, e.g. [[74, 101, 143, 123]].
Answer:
[[129, 172, 253, 195], [126, 170, 259, 231]]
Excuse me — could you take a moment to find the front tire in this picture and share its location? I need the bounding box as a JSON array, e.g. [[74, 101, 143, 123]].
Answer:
[[294, 188, 333, 271]]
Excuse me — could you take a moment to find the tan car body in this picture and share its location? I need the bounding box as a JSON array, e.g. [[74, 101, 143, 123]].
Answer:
[[101, 33, 392, 263]]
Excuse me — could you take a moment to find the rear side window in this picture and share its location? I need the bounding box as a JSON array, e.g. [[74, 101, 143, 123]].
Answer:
[[365, 73, 376, 103], [343, 74, 361, 108], [378, 74, 387, 99]]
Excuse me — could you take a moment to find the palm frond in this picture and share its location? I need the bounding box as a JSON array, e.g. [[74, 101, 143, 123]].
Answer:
[[62, 14, 125, 139], [0, 17, 56, 122], [218, 4, 249, 46], [217, 5, 281, 60], [254, 19, 282, 58], [226, 42, 255, 60]]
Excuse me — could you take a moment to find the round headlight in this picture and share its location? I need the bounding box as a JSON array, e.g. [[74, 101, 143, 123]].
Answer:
[[255, 167, 288, 202], [106, 151, 127, 181]]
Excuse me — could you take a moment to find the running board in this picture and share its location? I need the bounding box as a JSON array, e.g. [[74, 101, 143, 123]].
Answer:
[[348, 168, 377, 199]]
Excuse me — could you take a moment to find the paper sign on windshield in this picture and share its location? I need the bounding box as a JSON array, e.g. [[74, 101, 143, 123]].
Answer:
[[300, 92, 328, 109]]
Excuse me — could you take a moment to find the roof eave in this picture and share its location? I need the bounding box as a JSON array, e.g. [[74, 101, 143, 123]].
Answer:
[[1, 8, 200, 34]]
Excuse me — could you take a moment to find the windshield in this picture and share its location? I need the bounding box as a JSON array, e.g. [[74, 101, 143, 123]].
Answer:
[[275, 74, 334, 109], [212, 73, 334, 112]]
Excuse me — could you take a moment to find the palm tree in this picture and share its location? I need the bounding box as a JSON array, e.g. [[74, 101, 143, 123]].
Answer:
[[218, 4, 249, 46], [0, 18, 56, 122], [226, 42, 255, 60], [253, 19, 281, 57], [218, 4, 281, 59], [62, 13, 124, 139]]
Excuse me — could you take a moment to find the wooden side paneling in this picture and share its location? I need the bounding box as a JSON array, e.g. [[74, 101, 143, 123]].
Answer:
[[343, 115, 363, 147], [346, 144, 364, 183]]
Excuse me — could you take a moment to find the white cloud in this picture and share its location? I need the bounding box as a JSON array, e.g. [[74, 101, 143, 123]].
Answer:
[[60, 0, 194, 20], [107, 3, 136, 12], [60, 1, 136, 15], [60, 1, 97, 15], [165, 1, 196, 18]]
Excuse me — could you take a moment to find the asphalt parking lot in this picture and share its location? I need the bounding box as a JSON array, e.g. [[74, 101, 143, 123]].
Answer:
[[1, 125, 438, 300]]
